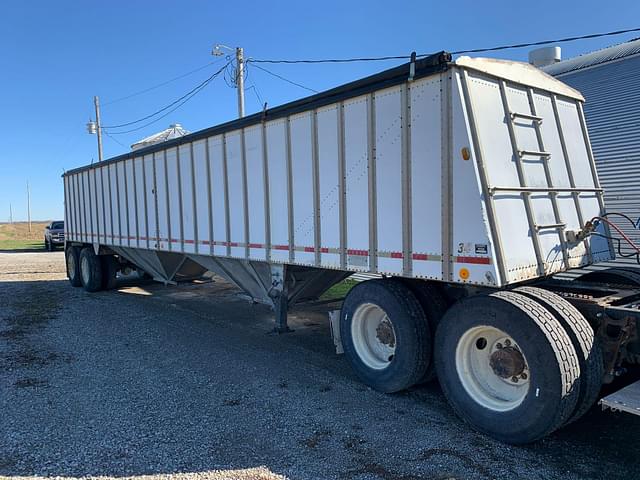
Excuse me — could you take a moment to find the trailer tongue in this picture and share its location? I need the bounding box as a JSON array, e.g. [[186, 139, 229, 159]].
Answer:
[[62, 51, 640, 444]]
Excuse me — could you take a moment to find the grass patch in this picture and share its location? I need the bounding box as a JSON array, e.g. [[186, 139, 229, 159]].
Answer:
[[0, 239, 44, 251], [320, 278, 358, 300], [0, 222, 49, 251]]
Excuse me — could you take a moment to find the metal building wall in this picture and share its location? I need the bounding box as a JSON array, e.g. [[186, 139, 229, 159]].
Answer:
[[555, 55, 640, 257]]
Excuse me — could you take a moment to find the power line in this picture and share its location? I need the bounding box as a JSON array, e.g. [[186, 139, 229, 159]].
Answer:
[[107, 62, 229, 135], [103, 61, 230, 130], [250, 54, 412, 64], [102, 58, 226, 106], [246, 83, 265, 108], [249, 27, 640, 64], [104, 131, 127, 147], [223, 60, 238, 88], [451, 27, 640, 55], [247, 62, 318, 93]]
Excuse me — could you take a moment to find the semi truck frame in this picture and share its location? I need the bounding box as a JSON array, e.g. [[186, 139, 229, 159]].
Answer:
[[62, 51, 640, 444]]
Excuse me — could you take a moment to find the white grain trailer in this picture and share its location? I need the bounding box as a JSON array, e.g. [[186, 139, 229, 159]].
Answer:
[[63, 52, 640, 444]]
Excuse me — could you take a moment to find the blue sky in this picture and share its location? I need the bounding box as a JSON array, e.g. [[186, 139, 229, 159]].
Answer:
[[1, 0, 638, 221]]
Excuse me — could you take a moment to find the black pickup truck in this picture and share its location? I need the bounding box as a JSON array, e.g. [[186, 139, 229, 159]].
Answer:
[[44, 221, 64, 251]]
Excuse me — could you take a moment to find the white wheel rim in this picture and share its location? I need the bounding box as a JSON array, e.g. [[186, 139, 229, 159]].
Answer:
[[80, 255, 90, 284], [351, 303, 396, 370], [455, 325, 530, 412], [67, 253, 76, 278]]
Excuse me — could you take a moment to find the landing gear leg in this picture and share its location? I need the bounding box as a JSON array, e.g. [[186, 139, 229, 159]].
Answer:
[[270, 265, 292, 334]]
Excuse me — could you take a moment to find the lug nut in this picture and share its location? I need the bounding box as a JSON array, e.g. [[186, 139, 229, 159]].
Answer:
[[504, 339, 511, 346], [496, 343, 502, 349], [521, 373, 528, 380], [511, 376, 519, 383]]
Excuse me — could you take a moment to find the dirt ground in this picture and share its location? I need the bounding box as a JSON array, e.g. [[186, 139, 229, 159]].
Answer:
[[1, 251, 639, 480]]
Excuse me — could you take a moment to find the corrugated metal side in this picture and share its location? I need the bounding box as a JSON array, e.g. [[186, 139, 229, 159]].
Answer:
[[544, 38, 640, 77], [63, 69, 507, 286], [557, 55, 640, 258]]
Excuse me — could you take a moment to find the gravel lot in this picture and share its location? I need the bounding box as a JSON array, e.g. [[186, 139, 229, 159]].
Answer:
[[1, 251, 639, 480]]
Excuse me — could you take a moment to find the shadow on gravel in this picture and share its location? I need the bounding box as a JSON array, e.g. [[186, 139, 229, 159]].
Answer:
[[0, 248, 49, 253], [1, 277, 640, 480], [0, 246, 53, 253]]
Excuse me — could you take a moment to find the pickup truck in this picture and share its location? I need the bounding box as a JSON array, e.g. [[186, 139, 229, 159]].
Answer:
[[44, 221, 64, 251]]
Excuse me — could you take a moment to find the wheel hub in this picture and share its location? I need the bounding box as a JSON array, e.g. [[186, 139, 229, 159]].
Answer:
[[455, 326, 530, 412], [376, 320, 396, 348], [489, 346, 526, 379]]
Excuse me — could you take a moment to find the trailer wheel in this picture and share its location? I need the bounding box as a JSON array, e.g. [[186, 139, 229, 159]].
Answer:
[[397, 279, 448, 383], [435, 291, 580, 444], [65, 246, 82, 287], [79, 247, 103, 292], [341, 279, 430, 393], [514, 286, 603, 424], [101, 255, 119, 290]]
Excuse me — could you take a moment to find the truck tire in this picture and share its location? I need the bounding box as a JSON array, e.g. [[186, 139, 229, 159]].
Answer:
[[65, 246, 82, 287], [101, 255, 119, 290], [397, 278, 448, 383], [79, 247, 103, 292], [340, 279, 431, 393], [434, 291, 581, 444], [45, 238, 51, 251], [514, 286, 603, 424]]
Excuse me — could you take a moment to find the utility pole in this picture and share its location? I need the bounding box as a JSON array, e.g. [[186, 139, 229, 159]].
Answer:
[[27, 182, 31, 233], [94, 96, 104, 162], [236, 47, 245, 118], [212, 44, 245, 119], [9, 203, 12, 224]]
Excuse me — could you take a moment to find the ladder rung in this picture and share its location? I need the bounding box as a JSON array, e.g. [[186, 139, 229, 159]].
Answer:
[[519, 150, 551, 158], [535, 222, 566, 231], [511, 112, 543, 123]]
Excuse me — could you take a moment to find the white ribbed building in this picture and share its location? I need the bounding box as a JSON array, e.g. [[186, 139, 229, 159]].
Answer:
[[543, 39, 640, 259]]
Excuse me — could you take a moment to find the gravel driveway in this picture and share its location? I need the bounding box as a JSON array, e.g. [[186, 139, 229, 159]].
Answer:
[[1, 251, 639, 480]]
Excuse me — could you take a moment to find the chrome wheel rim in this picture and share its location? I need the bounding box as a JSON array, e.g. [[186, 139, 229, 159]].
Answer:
[[455, 325, 530, 412], [351, 303, 396, 370]]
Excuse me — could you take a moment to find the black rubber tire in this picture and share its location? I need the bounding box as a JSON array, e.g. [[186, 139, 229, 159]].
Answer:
[[435, 291, 581, 444], [65, 246, 82, 287], [579, 268, 640, 287], [101, 255, 119, 290], [515, 286, 604, 424], [340, 278, 431, 393], [79, 247, 103, 292], [396, 278, 448, 383]]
